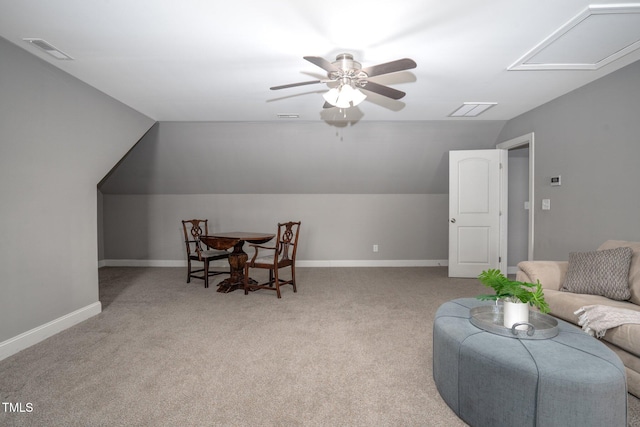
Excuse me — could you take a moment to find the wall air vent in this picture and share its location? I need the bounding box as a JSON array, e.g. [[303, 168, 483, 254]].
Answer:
[[509, 4, 640, 70], [449, 102, 497, 118], [23, 38, 74, 60]]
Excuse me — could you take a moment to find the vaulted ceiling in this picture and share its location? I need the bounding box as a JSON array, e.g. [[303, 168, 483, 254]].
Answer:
[[1, 0, 640, 123]]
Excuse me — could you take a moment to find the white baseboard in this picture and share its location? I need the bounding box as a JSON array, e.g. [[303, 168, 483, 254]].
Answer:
[[100, 259, 527, 271], [100, 259, 449, 268], [101, 259, 189, 268], [0, 302, 102, 362], [297, 260, 449, 267]]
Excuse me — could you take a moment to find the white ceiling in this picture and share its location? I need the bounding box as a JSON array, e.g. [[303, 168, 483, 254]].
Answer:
[[1, 0, 640, 123]]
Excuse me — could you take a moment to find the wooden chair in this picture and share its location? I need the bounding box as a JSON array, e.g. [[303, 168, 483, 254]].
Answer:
[[243, 221, 301, 298], [182, 219, 230, 288]]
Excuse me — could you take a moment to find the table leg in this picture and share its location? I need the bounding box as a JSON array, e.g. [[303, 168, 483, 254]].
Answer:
[[216, 240, 257, 293]]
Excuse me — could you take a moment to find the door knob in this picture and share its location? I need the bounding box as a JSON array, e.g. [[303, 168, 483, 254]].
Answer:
[[450, 218, 456, 223]]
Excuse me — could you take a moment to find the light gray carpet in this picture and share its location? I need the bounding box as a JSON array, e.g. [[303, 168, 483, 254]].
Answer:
[[1, 267, 640, 426]]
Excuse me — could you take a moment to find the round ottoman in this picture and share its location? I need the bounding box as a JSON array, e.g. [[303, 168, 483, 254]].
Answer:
[[433, 298, 627, 427]]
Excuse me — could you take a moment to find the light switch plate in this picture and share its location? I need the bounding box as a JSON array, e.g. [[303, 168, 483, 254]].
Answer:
[[542, 199, 551, 210]]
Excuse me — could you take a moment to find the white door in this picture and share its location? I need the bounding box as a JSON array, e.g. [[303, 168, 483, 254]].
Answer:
[[448, 149, 507, 277]]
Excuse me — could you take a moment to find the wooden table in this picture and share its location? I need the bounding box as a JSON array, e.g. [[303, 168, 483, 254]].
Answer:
[[200, 232, 275, 293]]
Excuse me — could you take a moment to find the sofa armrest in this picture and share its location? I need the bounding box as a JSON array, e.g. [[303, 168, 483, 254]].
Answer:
[[516, 261, 569, 291]]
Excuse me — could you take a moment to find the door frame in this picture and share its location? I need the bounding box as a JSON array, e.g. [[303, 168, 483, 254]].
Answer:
[[496, 132, 535, 261]]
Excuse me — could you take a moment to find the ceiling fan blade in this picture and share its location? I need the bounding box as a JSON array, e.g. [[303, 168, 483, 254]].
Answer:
[[361, 58, 417, 78], [304, 56, 339, 73], [270, 80, 322, 90], [359, 81, 406, 100]]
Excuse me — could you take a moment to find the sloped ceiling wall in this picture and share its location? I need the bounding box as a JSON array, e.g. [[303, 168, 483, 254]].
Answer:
[[99, 120, 507, 195], [0, 35, 154, 345]]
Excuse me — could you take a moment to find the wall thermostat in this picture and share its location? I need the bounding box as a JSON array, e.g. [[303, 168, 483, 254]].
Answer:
[[551, 176, 561, 187]]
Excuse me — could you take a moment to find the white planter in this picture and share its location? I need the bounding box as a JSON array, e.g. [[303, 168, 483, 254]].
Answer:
[[503, 300, 529, 331]]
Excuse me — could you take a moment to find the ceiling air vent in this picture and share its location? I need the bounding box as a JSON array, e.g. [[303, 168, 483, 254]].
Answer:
[[449, 102, 497, 118], [23, 38, 74, 60]]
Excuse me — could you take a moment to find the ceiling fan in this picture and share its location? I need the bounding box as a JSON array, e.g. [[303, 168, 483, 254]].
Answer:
[[270, 53, 417, 109]]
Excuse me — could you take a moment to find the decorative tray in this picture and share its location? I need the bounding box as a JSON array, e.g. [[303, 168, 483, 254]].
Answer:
[[469, 304, 559, 340]]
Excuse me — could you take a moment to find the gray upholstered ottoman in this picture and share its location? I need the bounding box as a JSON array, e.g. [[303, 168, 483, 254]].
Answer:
[[433, 298, 627, 427]]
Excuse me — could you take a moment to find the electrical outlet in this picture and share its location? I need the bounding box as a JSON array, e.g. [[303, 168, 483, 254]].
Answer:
[[373, 244, 379, 253]]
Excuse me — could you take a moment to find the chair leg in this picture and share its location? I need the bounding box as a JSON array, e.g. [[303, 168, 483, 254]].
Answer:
[[244, 264, 250, 295], [274, 268, 281, 298], [291, 265, 297, 293], [186, 259, 192, 283], [268, 270, 274, 287], [204, 260, 209, 289]]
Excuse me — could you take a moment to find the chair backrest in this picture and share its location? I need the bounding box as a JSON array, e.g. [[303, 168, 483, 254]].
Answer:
[[276, 221, 301, 263], [182, 219, 209, 258]]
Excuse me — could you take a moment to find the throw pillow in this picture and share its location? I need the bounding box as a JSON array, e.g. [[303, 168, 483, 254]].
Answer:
[[561, 247, 633, 300]]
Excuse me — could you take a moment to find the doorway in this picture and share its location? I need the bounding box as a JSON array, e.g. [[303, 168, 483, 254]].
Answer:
[[447, 133, 534, 277], [496, 132, 535, 268]]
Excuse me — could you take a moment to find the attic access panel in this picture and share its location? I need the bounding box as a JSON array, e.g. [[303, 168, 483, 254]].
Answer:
[[509, 4, 640, 70]]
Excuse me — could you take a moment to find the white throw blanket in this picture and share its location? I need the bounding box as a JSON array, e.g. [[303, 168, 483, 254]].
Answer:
[[575, 305, 640, 338]]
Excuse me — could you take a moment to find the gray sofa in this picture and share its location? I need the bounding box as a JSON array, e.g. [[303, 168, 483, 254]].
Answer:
[[516, 240, 640, 397]]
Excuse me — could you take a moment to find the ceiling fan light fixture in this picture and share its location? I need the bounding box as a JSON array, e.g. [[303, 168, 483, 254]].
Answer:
[[344, 85, 367, 106], [335, 85, 356, 108], [322, 87, 340, 106], [272, 53, 415, 109], [334, 93, 352, 109], [323, 84, 367, 109]]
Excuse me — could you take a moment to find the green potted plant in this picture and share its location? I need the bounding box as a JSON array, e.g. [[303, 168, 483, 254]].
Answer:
[[476, 269, 550, 329]]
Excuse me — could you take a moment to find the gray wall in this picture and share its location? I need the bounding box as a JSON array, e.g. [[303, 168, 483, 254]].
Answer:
[[498, 59, 640, 260], [99, 121, 507, 195], [102, 194, 449, 263], [0, 37, 154, 342], [99, 121, 507, 263]]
